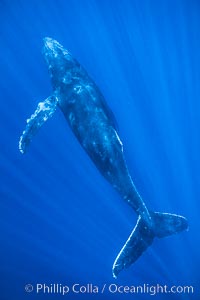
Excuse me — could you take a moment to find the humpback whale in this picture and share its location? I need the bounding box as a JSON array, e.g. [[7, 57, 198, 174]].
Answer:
[[19, 38, 188, 278]]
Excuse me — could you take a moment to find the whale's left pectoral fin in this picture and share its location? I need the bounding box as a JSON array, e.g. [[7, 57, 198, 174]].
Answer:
[[19, 95, 58, 154]]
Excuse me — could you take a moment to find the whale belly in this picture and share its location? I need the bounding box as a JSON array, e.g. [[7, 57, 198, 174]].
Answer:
[[58, 83, 132, 194]]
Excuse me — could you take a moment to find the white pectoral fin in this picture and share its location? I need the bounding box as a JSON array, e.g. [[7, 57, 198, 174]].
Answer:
[[19, 95, 58, 154]]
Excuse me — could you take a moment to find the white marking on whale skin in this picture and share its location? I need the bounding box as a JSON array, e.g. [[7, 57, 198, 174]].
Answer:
[[69, 112, 75, 125], [19, 96, 58, 154], [44, 37, 70, 57], [62, 73, 72, 84], [25, 101, 55, 125], [114, 130, 123, 148], [85, 84, 99, 103], [73, 85, 83, 94], [103, 133, 109, 142]]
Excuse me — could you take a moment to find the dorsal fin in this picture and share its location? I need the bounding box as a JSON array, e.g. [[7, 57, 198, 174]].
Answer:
[[100, 97, 119, 132]]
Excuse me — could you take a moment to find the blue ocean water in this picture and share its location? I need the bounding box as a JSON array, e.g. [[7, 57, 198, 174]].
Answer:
[[0, 0, 199, 299]]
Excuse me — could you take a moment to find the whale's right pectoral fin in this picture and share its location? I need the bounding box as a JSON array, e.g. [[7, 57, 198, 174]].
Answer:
[[19, 95, 58, 154]]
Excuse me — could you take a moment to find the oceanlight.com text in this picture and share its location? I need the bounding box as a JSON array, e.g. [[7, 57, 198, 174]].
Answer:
[[25, 283, 194, 296]]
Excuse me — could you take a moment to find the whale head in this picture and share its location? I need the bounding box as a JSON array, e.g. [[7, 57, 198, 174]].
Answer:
[[43, 37, 70, 61], [43, 37, 80, 90]]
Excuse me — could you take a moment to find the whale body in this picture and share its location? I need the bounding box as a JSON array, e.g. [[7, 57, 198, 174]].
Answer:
[[19, 38, 188, 278]]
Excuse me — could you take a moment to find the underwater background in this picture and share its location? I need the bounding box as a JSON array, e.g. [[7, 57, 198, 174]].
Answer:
[[0, 0, 199, 299]]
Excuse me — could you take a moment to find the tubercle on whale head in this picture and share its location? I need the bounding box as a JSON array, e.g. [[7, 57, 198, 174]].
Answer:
[[43, 37, 70, 63], [43, 37, 69, 55]]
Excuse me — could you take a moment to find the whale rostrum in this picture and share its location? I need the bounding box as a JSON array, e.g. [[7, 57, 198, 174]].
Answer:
[[19, 38, 188, 278]]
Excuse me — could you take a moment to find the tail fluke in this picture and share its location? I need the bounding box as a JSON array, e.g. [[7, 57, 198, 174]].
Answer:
[[152, 212, 188, 238], [19, 95, 58, 154], [112, 212, 188, 278], [112, 216, 154, 278]]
